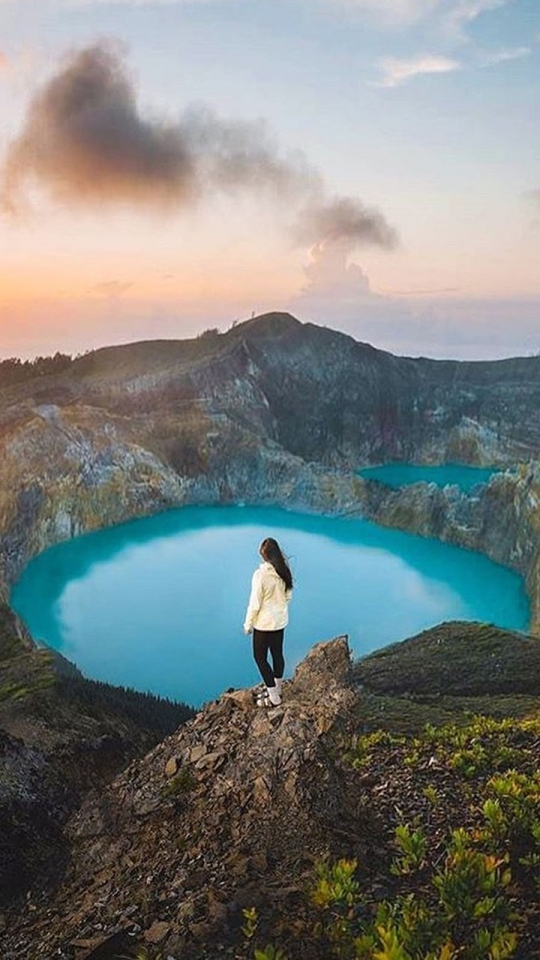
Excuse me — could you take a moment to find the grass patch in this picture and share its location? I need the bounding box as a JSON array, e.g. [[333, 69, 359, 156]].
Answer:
[[0, 672, 56, 703]]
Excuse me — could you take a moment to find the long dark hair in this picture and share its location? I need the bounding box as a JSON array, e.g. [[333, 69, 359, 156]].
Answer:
[[259, 537, 293, 591]]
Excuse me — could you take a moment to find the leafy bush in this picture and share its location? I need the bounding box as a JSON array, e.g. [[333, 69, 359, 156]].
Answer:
[[196, 327, 221, 339], [307, 830, 517, 959], [391, 825, 428, 876], [348, 731, 405, 769], [481, 771, 540, 879], [163, 765, 197, 797]]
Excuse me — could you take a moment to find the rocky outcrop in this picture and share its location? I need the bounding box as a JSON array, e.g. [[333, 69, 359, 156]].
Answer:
[[3, 637, 366, 959], [3, 629, 540, 960]]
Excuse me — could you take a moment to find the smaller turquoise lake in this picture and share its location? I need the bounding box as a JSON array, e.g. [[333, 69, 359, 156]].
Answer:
[[359, 463, 499, 492], [11, 505, 529, 707]]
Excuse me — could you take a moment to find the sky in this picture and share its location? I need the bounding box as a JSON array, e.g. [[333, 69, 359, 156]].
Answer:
[[0, 0, 538, 360]]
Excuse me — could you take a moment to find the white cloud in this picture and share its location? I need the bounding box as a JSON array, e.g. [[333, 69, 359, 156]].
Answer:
[[315, 0, 515, 34], [298, 243, 374, 303], [372, 53, 461, 87], [478, 45, 531, 65]]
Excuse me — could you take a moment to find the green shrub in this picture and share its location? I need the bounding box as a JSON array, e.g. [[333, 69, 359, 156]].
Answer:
[[348, 731, 405, 769], [254, 947, 289, 960], [162, 765, 197, 796], [242, 906, 259, 939], [481, 771, 540, 879], [391, 825, 428, 876]]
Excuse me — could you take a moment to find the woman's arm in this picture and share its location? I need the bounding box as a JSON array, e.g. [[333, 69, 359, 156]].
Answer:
[[244, 569, 264, 633]]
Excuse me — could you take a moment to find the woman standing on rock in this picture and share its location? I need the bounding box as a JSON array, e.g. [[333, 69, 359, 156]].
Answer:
[[244, 537, 293, 707]]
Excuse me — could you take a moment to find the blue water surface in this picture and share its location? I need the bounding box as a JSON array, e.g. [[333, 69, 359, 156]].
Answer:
[[359, 463, 500, 492], [11, 505, 529, 707]]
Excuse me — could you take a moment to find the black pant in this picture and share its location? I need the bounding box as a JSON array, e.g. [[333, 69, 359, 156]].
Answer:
[[252, 628, 285, 688]]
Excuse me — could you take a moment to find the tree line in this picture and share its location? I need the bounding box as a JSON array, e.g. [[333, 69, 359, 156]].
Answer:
[[0, 352, 74, 386]]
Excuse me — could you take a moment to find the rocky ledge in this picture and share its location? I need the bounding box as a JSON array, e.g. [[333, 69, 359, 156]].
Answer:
[[4, 626, 540, 960]]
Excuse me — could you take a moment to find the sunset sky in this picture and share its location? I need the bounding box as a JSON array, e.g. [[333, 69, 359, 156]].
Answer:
[[0, 0, 539, 359]]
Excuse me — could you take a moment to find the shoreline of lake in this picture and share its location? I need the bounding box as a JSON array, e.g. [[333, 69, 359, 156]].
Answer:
[[11, 503, 530, 707]]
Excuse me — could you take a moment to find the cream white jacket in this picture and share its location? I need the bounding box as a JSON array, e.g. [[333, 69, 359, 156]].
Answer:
[[244, 561, 292, 632]]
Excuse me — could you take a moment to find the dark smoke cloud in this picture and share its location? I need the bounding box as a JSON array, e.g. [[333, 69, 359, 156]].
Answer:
[[179, 105, 322, 200], [1, 42, 319, 211], [1, 41, 397, 254], [294, 196, 398, 252], [2, 43, 195, 211]]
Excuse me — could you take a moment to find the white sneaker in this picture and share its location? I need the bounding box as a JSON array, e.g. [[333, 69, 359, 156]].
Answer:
[[266, 686, 282, 707], [255, 688, 281, 708]]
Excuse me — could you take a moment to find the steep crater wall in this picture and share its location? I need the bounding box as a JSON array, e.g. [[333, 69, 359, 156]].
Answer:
[[0, 313, 539, 638]]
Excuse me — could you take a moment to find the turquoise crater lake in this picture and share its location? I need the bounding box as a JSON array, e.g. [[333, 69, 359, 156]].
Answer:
[[359, 463, 499, 492], [11, 505, 529, 707]]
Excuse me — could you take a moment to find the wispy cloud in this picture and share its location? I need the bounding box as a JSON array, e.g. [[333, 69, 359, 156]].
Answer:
[[372, 53, 461, 87], [477, 45, 531, 66], [319, 0, 515, 34], [331, 0, 441, 26], [90, 280, 134, 298], [0, 0, 518, 37], [443, 0, 513, 40]]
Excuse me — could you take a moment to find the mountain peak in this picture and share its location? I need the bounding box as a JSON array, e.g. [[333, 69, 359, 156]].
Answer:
[[229, 311, 302, 338]]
